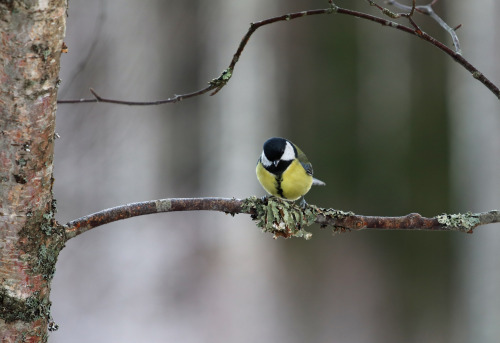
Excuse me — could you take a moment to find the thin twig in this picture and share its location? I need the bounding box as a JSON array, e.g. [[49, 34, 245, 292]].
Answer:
[[57, 85, 216, 105], [57, 8, 334, 106], [63, 197, 500, 241], [57, 2, 499, 105]]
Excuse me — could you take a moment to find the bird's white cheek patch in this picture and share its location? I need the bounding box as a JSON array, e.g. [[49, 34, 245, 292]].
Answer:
[[261, 152, 272, 167], [281, 142, 295, 161]]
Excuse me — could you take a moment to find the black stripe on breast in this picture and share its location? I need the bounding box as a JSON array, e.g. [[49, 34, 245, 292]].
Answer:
[[276, 174, 284, 198]]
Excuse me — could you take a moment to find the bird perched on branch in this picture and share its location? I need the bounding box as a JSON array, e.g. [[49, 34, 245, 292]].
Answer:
[[256, 137, 325, 205]]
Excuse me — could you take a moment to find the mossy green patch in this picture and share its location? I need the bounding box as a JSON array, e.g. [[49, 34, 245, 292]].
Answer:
[[243, 196, 357, 238], [18, 202, 65, 281], [242, 196, 318, 239], [0, 289, 51, 323], [209, 68, 233, 88], [2, 200, 65, 327], [315, 207, 355, 234], [435, 212, 480, 233]]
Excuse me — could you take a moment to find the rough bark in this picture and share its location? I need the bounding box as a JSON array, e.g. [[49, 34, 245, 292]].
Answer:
[[0, 1, 67, 341]]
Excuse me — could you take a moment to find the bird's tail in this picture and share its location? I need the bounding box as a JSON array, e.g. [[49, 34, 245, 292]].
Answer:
[[312, 178, 326, 186]]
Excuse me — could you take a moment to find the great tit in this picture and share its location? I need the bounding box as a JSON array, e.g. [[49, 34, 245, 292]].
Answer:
[[256, 137, 325, 203]]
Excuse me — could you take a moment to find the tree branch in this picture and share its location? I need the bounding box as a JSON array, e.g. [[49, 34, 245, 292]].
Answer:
[[63, 197, 500, 241], [57, 1, 499, 106], [63, 197, 242, 239]]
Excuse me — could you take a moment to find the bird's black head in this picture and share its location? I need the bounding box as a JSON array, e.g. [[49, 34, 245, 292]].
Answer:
[[260, 137, 297, 174], [263, 137, 288, 162]]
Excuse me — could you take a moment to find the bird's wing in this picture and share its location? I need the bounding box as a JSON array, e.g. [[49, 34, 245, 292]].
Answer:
[[293, 143, 313, 176]]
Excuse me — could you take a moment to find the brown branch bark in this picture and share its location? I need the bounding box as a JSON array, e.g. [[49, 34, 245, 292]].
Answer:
[[57, 2, 499, 105], [0, 1, 66, 341], [64, 198, 243, 239], [63, 197, 500, 241]]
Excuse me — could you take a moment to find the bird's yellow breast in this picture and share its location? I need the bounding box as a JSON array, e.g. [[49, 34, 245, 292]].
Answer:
[[256, 159, 313, 201]]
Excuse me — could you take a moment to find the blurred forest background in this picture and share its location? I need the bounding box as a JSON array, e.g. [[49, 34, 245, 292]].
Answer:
[[52, 0, 500, 342]]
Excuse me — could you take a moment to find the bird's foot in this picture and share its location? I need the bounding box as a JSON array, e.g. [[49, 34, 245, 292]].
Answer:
[[299, 196, 308, 209]]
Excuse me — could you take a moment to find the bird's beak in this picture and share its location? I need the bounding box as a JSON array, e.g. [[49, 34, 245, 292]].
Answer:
[[273, 160, 279, 167]]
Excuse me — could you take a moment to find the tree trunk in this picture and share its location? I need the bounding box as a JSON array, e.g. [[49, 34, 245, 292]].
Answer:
[[0, 1, 66, 341]]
